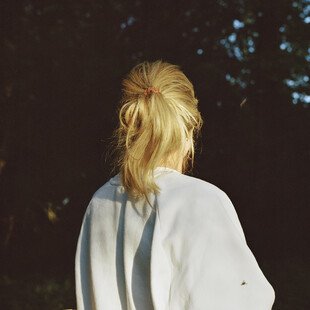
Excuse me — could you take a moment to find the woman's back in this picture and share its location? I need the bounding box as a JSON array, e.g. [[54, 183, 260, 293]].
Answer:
[[75, 166, 275, 309]]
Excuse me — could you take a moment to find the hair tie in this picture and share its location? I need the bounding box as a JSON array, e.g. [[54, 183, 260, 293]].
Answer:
[[144, 86, 160, 96]]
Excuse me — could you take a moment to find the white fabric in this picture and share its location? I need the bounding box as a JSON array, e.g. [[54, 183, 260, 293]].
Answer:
[[75, 166, 275, 310]]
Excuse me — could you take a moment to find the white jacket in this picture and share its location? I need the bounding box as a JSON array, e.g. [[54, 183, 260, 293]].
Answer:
[[75, 166, 275, 310]]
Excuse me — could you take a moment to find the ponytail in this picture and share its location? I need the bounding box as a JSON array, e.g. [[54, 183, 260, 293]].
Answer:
[[107, 60, 203, 206]]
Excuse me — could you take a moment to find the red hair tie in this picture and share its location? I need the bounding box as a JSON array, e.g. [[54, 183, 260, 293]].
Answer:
[[144, 86, 160, 96]]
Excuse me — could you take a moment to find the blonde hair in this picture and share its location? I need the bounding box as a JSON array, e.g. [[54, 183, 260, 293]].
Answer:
[[107, 60, 203, 206]]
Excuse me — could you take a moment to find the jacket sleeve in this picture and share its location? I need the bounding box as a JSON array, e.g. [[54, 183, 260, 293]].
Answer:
[[197, 189, 275, 309], [168, 187, 276, 310], [75, 201, 93, 310], [74, 196, 124, 310]]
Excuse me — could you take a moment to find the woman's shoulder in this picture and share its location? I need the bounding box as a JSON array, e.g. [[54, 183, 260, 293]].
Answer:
[[86, 171, 232, 216], [157, 171, 246, 240], [157, 170, 230, 203], [80, 178, 117, 218]]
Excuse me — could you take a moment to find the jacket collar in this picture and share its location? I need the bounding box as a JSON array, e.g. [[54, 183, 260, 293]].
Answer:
[[109, 166, 180, 186]]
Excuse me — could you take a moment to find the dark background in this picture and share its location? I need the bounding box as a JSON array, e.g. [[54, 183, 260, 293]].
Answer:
[[0, 1, 309, 309]]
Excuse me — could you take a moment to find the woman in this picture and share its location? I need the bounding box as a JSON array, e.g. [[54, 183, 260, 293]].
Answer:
[[75, 60, 275, 309]]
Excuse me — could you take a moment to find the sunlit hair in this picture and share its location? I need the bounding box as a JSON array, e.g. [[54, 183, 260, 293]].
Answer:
[[108, 60, 203, 206]]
